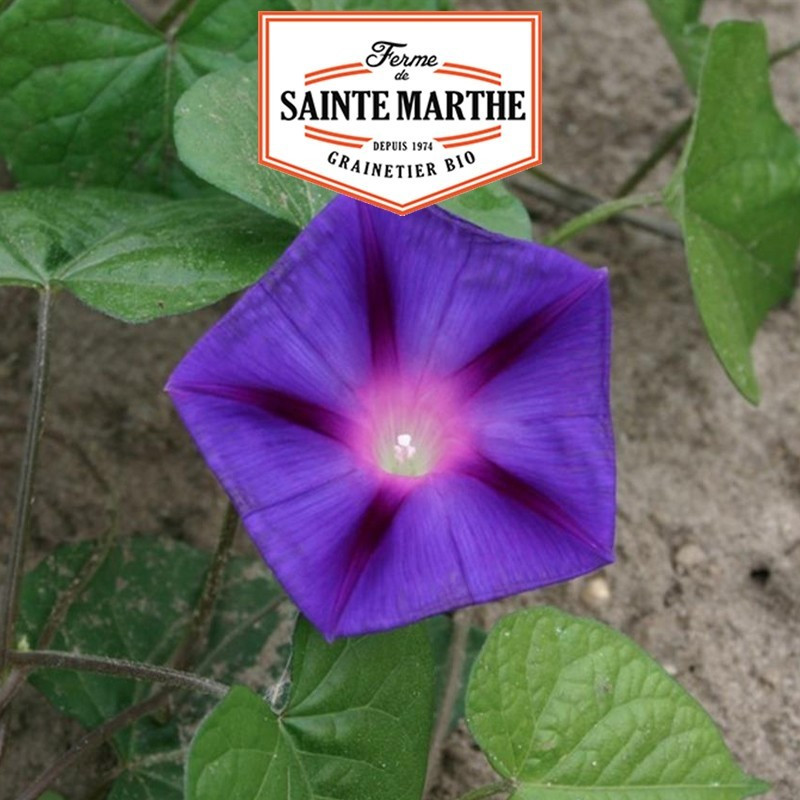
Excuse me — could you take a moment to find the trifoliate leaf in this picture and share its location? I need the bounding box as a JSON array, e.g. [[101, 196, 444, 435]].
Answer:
[[187, 617, 435, 800], [0, 0, 289, 194]]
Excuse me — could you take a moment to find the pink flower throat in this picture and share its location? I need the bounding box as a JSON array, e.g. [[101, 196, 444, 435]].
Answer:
[[352, 375, 472, 480]]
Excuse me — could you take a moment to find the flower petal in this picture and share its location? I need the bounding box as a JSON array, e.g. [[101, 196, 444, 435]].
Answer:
[[245, 466, 381, 639], [333, 472, 612, 637], [466, 268, 612, 419], [360, 203, 601, 379], [166, 389, 358, 516], [168, 197, 373, 414]]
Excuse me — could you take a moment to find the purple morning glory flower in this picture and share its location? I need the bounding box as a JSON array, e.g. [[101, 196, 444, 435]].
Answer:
[[167, 197, 615, 640]]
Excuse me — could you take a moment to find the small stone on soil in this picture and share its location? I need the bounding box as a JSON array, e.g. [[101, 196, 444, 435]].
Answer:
[[580, 575, 611, 608]]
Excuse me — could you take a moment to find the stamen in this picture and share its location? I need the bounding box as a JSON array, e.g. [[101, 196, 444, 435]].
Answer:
[[393, 433, 416, 463]]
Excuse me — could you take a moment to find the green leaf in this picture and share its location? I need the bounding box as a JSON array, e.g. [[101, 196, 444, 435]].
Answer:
[[19, 537, 286, 798], [187, 617, 435, 800], [0, 0, 289, 194], [645, 0, 709, 92], [106, 747, 184, 800], [664, 21, 800, 403], [0, 188, 295, 321], [467, 607, 768, 800], [441, 183, 531, 239], [175, 64, 332, 228], [426, 615, 486, 730]]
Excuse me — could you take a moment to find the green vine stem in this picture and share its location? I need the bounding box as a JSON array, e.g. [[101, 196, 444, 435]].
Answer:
[[194, 592, 286, 677], [543, 191, 663, 247], [513, 172, 681, 242], [613, 116, 692, 198], [9, 649, 229, 697], [529, 167, 598, 203], [770, 38, 800, 64], [0, 289, 53, 675], [13, 687, 171, 800], [456, 781, 514, 800], [425, 609, 470, 793], [172, 501, 238, 672]]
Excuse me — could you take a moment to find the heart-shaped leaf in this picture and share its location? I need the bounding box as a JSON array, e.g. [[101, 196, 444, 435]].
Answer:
[[645, 0, 709, 91], [187, 616, 435, 800], [467, 607, 767, 800], [0, 189, 295, 321], [665, 21, 800, 403], [175, 63, 531, 235], [0, 0, 289, 194]]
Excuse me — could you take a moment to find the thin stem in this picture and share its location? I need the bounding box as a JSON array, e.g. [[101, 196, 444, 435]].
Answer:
[[543, 191, 662, 246], [0, 670, 24, 725], [425, 610, 470, 793], [456, 780, 514, 800], [512, 173, 681, 242], [172, 502, 238, 672], [13, 688, 171, 800], [41, 530, 116, 650], [84, 747, 186, 800], [8, 649, 228, 698], [98, 747, 185, 785], [157, 0, 196, 33], [614, 116, 691, 197], [529, 167, 597, 202], [194, 592, 286, 676], [0, 289, 53, 674], [770, 38, 800, 64]]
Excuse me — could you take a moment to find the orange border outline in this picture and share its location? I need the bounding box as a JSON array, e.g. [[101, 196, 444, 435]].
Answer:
[[305, 62, 363, 78], [433, 68, 502, 86], [442, 62, 502, 78], [435, 125, 502, 142], [442, 132, 502, 149], [258, 11, 542, 215]]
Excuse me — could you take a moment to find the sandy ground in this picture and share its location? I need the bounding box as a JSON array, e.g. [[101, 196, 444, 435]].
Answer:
[[1, 1, 799, 798]]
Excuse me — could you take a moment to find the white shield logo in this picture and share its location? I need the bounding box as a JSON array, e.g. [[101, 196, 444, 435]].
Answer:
[[259, 10, 542, 215]]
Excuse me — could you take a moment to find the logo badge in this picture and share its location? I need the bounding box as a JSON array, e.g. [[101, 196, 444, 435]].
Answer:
[[258, 11, 542, 215]]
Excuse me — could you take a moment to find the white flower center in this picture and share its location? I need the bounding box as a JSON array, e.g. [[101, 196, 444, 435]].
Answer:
[[393, 433, 417, 463]]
